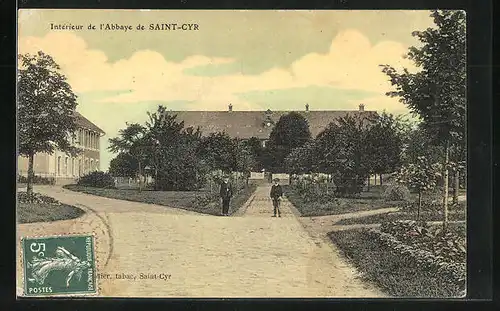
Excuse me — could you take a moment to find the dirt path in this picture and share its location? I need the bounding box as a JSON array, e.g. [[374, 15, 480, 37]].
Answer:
[[17, 185, 386, 298]]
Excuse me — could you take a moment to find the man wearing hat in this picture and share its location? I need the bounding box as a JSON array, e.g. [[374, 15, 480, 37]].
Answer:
[[270, 178, 283, 217], [219, 176, 233, 216]]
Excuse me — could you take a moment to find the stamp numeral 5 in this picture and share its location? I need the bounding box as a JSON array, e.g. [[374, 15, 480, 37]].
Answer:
[[30, 242, 46, 257]]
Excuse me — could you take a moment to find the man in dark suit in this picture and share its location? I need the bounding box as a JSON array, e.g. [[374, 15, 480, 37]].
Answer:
[[270, 178, 283, 217], [219, 177, 233, 216]]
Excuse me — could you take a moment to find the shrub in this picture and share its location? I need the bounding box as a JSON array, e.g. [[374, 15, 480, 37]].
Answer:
[[380, 220, 466, 264], [382, 184, 411, 202], [192, 192, 219, 208], [18, 174, 55, 185], [329, 228, 465, 297], [77, 171, 116, 189], [367, 228, 465, 287], [18, 191, 61, 205]]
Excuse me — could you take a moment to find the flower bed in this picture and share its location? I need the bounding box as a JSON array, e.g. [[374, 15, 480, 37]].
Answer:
[[380, 220, 466, 264], [18, 191, 61, 205], [17, 191, 85, 224], [328, 227, 465, 297]]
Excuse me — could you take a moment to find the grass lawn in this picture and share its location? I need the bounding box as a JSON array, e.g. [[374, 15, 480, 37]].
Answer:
[[63, 183, 257, 216], [336, 210, 466, 225], [18, 202, 85, 224], [283, 185, 400, 217], [328, 228, 465, 297]]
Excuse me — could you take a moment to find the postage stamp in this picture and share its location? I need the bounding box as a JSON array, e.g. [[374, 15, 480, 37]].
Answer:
[[21, 235, 96, 296], [17, 9, 470, 298]]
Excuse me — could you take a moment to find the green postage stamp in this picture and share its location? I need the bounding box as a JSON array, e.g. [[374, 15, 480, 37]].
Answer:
[[22, 235, 97, 296]]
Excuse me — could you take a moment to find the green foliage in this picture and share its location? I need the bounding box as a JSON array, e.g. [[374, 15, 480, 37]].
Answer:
[[18, 51, 81, 198], [382, 184, 411, 202], [198, 132, 236, 172], [267, 112, 312, 172], [244, 137, 266, 170], [18, 174, 55, 185], [108, 152, 139, 177], [365, 112, 404, 176], [403, 124, 445, 165], [77, 171, 116, 189], [329, 228, 465, 297], [284, 141, 317, 174], [381, 10, 466, 145], [318, 114, 372, 194], [380, 220, 466, 264], [18, 192, 61, 205], [18, 51, 80, 157], [396, 156, 442, 193]]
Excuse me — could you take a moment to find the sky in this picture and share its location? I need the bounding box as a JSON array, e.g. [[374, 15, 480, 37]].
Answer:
[[18, 9, 435, 171]]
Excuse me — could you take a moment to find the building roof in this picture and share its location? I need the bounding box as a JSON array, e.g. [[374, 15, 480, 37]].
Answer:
[[169, 109, 377, 139], [74, 111, 105, 135]]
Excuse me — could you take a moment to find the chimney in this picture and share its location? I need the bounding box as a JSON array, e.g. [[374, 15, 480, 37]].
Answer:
[[228, 103, 233, 112], [305, 103, 309, 112], [359, 104, 365, 112]]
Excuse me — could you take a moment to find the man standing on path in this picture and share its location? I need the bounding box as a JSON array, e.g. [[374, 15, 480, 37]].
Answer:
[[270, 178, 283, 217], [219, 176, 233, 216]]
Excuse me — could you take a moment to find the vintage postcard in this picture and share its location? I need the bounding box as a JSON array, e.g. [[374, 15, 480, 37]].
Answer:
[[17, 9, 466, 298]]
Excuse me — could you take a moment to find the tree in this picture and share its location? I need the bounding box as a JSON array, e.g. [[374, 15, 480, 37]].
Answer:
[[234, 139, 257, 180], [142, 105, 206, 191], [108, 153, 138, 178], [143, 105, 188, 190], [403, 123, 445, 166], [332, 114, 372, 195], [18, 51, 80, 200], [198, 132, 235, 173], [245, 137, 266, 170], [396, 156, 442, 221], [267, 112, 312, 172], [284, 141, 317, 176], [381, 10, 466, 230], [365, 112, 405, 185], [108, 123, 148, 191]]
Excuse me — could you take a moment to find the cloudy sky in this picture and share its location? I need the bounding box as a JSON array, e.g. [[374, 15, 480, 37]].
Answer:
[[18, 9, 435, 170]]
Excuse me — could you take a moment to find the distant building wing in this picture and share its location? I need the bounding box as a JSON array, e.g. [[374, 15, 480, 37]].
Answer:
[[169, 110, 377, 139], [74, 111, 105, 135]]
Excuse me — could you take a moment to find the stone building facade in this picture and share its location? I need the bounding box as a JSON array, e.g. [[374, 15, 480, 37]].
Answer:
[[17, 112, 105, 185]]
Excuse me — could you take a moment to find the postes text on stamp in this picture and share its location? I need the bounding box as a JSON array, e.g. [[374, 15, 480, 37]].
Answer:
[[22, 235, 96, 296]]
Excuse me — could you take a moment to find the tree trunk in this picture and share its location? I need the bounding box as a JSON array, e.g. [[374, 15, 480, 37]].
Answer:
[[138, 161, 143, 192], [442, 140, 450, 231], [452, 169, 459, 205], [367, 175, 370, 191], [380, 174, 383, 186], [26, 152, 35, 201], [155, 167, 158, 191], [417, 191, 422, 221]]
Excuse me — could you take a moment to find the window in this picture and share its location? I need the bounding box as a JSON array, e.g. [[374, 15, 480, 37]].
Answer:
[[57, 156, 61, 176], [71, 158, 75, 176], [90, 159, 94, 171], [85, 159, 89, 174], [64, 157, 68, 175], [96, 160, 99, 171]]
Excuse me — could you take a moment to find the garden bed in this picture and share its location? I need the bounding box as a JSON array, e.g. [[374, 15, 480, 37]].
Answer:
[[63, 183, 257, 216], [328, 225, 466, 297], [17, 192, 85, 224], [283, 185, 400, 217], [336, 210, 466, 225]]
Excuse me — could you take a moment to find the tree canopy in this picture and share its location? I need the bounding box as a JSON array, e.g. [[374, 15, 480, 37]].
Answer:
[[18, 51, 80, 198], [266, 112, 312, 172]]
